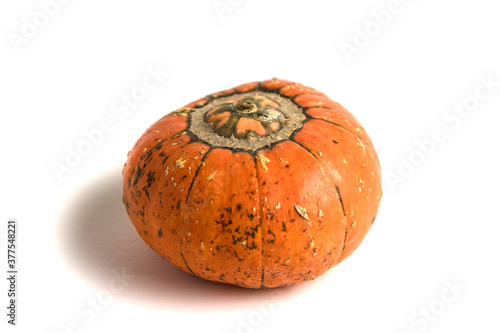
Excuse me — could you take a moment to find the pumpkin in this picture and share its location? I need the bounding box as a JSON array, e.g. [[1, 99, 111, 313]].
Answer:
[[122, 78, 382, 289]]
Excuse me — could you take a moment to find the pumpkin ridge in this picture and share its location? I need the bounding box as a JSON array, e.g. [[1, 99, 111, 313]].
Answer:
[[252, 153, 265, 289], [184, 147, 212, 206], [129, 138, 173, 190], [289, 139, 350, 266], [333, 185, 347, 217], [290, 139, 349, 248], [296, 118, 380, 175], [307, 117, 373, 151], [337, 227, 349, 266], [180, 147, 212, 275], [181, 251, 195, 274], [278, 83, 324, 98]]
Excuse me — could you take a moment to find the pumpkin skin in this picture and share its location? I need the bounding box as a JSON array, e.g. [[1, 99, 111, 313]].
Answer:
[[122, 78, 382, 289]]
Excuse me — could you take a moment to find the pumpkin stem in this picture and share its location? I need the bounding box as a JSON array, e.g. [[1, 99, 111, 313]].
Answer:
[[234, 99, 258, 114]]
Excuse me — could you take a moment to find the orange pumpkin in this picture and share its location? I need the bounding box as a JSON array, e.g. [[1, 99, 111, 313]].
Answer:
[[122, 78, 382, 288]]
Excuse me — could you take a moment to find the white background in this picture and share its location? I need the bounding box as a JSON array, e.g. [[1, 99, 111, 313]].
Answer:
[[1, 0, 499, 332]]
